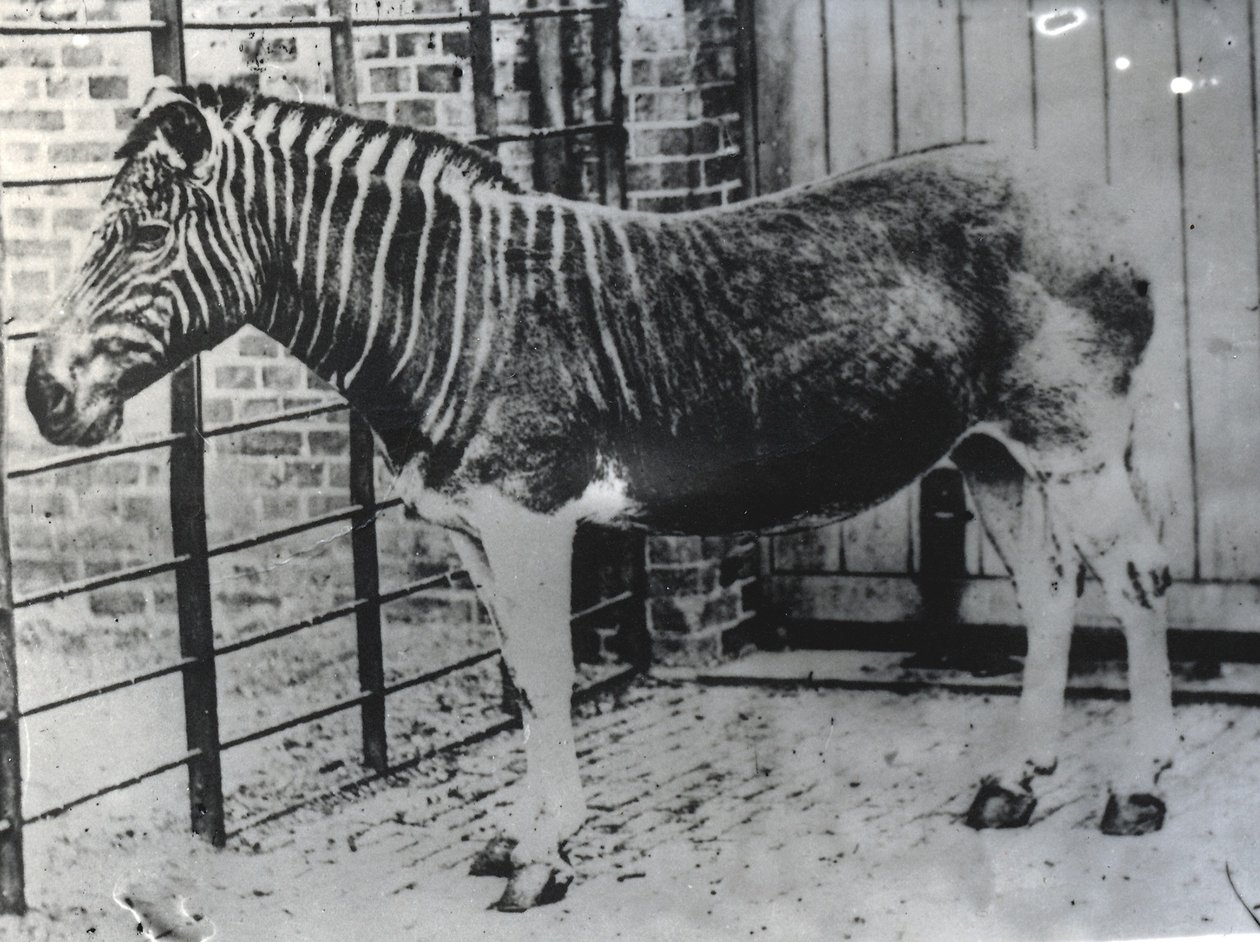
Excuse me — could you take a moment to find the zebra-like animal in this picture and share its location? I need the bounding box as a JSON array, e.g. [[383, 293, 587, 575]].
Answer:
[[27, 83, 1175, 911]]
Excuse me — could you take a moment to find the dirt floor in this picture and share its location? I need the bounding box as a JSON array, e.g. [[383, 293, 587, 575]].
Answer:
[[7, 656, 1260, 942]]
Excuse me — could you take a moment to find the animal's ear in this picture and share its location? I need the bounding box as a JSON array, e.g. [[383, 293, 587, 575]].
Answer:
[[121, 78, 213, 173]]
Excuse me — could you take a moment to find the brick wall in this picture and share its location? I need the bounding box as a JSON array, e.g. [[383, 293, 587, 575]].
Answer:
[[0, 0, 753, 674]]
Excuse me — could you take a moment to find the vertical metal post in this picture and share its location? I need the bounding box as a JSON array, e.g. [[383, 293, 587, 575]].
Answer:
[[469, 0, 499, 140], [0, 184, 27, 914], [734, 0, 760, 198], [327, 0, 388, 773], [592, 0, 627, 208], [150, 0, 226, 848]]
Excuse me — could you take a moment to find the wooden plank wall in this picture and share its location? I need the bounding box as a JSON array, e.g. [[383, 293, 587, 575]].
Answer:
[[756, 0, 1260, 631]]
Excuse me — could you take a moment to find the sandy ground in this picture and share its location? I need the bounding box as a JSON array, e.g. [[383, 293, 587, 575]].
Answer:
[[6, 664, 1260, 942]]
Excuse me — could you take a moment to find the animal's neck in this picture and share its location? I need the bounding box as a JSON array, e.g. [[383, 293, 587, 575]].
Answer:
[[231, 120, 515, 458]]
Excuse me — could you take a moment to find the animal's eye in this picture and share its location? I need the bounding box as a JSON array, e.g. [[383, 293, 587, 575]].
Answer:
[[134, 222, 170, 248]]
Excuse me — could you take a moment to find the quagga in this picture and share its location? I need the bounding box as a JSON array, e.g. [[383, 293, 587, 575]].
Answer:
[[27, 82, 1175, 911]]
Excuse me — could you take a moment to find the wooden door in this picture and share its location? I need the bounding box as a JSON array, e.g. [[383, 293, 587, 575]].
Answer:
[[754, 0, 1260, 637]]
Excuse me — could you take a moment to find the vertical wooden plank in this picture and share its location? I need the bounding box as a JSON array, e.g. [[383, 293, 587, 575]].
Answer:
[[754, 0, 827, 191], [893, 0, 965, 151], [962, 0, 1035, 148], [823, 0, 895, 171], [1029, 0, 1107, 178], [1106, 0, 1197, 580], [0, 184, 27, 915], [1180, 0, 1260, 578], [592, 1, 628, 208]]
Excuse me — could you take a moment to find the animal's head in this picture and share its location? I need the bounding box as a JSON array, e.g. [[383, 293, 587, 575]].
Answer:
[[27, 81, 264, 445]]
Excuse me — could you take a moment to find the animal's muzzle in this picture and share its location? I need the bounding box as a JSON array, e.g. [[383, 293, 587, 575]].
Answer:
[[25, 346, 78, 444]]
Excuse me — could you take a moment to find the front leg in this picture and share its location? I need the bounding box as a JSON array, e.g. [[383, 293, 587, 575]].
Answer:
[[449, 498, 584, 912]]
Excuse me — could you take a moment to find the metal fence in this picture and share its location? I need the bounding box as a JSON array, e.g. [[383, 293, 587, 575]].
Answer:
[[0, 0, 639, 914]]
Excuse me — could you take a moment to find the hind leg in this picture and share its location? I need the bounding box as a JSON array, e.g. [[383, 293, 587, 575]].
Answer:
[[953, 436, 1077, 829], [1041, 458, 1174, 835]]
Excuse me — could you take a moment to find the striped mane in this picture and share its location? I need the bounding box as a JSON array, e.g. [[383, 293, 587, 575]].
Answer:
[[118, 83, 524, 194]]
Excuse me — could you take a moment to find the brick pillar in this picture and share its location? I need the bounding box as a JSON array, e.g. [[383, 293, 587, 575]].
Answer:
[[645, 535, 759, 666]]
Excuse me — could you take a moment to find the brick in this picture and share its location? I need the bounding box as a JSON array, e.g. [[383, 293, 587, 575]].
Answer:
[[357, 33, 390, 59], [648, 563, 717, 597], [48, 141, 114, 164], [215, 365, 256, 389], [282, 461, 324, 487], [262, 365, 301, 390], [649, 596, 701, 634], [45, 75, 85, 99], [240, 398, 281, 420], [238, 430, 303, 456], [11, 270, 49, 294], [88, 75, 129, 99], [308, 430, 349, 456], [0, 47, 55, 69], [700, 83, 739, 118], [657, 54, 690, 85], [634, 90, 689, 122], [89, 587, 148, 617], [393, 99, 433, 131], [442, 31, 470, 59], [659, 159, 701, 189], [693, 45, 736, 83], [396, 31, 437, 57], [328, 461, 350, 488], [649, 535, 703, 565], [115, 106, 140, 130], [636, 195, 689, 213], [415, 64, 461, 93], [6, 239, 71, 260], [261, 494, 300, 519], [203, 397, 234, 424], [701, 590, 740, 626], [238, 334, 280, 357], [704, 152, 741, 186], [630, 58, 655, 86], [52, 207, 98, 230], [0, 110, 64, 131], [62, 43, 103, 68], [263, 37, 298, 64], [627, 162, 659, 191], [634, 127, 692, 158], [1, 142, 42, 165], [368, 66, 408, 94], [307, 494, 345, 516], [94, 461, 141, 486]]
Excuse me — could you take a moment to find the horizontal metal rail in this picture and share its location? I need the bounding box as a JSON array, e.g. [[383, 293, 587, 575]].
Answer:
[[20, 657, 197, 718], [0, 173, 114, 190], [7, 432, 186, 480], [6, 329, 39, 343], [205, 497, 402, 559], [380, 648, 499, 698], [214, 601, 363, 658], [0, 19, 165, 35], [24, 750, 199, 824], [474, 120, 618, 148], [201, 401, 349, 439], [13, 555, 188, 609], [220, 690, 372, 752], [570, 589, 634, 623], [377, 570, 461, 606], [0, 2, 611, 38]]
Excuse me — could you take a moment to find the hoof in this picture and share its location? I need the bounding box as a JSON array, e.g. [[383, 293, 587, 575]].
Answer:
[[491, 860, 573, 912], [1100, 792, 1165, 836], [469, 835, 518, 877], [965, 776, 1037, 830]]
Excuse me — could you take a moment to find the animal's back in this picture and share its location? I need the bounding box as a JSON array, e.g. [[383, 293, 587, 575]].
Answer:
[[578, 144, 1154, 532]]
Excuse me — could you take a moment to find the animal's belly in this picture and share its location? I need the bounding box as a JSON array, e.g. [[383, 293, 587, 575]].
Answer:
[[613, 413, 970, 535]]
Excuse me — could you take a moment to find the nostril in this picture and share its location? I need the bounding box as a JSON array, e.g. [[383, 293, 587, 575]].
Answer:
[[25, 351, 73, 424]]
